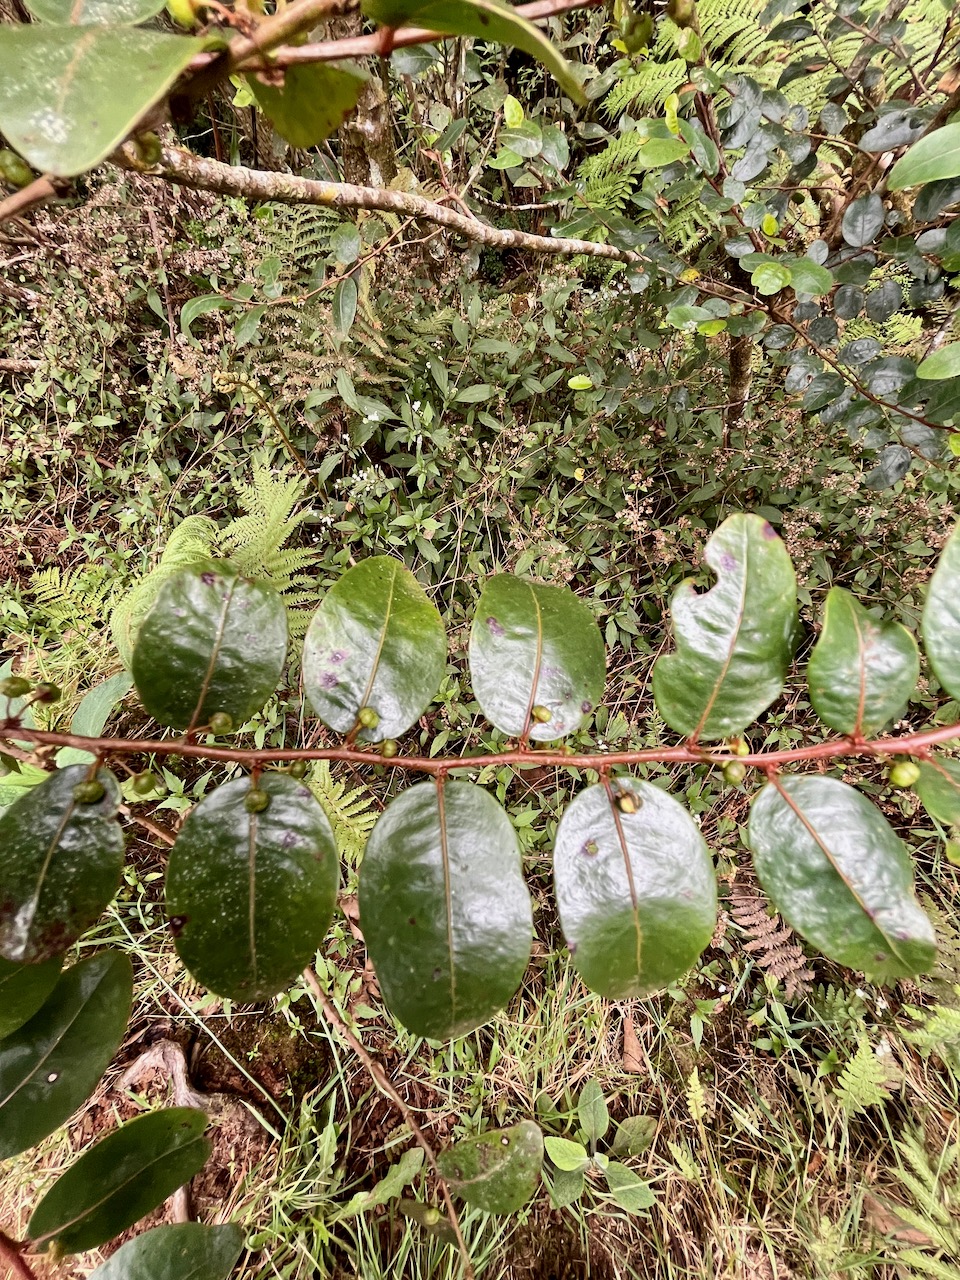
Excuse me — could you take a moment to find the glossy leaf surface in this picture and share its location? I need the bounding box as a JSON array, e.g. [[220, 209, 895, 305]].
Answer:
[[915, 756, 960, 828], [807, 588, 919, 735], [303, 556, 446, 742], [0, 951, 132, 1158], [0, 955, 62, 1041], [132, 559, 287, 731], [749, 776, 936, 982], [359, 781, 533, 1038], [437, 1121, 543, 1214], [889, 122, 960, 190], [554, 780, 717, 998], [27, 0, 165, 21], [0, 765, 124, 963], [29, 1108, 211, 1254], [922, 521, 960, 700], [247, 63, 366, 148], [361, 0, 584, 103], [55, 672, 133, 768], [469, 576, 605, 741], [166, 774, 339, 1001], [88, 1223, 244, 1280], [0, 26, 209, 176], [652, 513, 798, 740]]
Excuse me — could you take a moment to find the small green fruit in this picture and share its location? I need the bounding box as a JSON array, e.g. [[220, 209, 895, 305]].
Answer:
[[35, 683, 61, 703], [723, 760, 747, 785], [0, 149, 34, 189], [667, 0, 697, 28], [358, 706, 380, 730], [133, 131, 162, 167], [381, 739, 399, 758], [166, 0, 199, 27], [132, 771, 157, 796], [288, 760, 308, 779], [0, 676, 31, 698], [209, 712, 233, 735], [889, 760, 920, 789], [245, 788, 270, 814], [531, 705, 552, 723], [616, 790, 641, 814], [73, 780, 106, 804]]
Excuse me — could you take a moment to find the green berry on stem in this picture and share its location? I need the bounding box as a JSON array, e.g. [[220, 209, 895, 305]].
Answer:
[[723, 761, 747, 785], [0, 676, 31, 698], [288, 760, 308, 779], [531, 705, 552, 723], [74, 780, 105, 804], [245, 788, 270, 814], [35, 683, 61, 703], [381, 739, 399, 758], [889, 760, 920, 789], [209, 712, 233, 735], [132, 771, 157, 796], [358, 706, 380, 730]]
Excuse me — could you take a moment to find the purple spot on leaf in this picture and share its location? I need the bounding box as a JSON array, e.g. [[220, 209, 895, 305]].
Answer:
[[762, 521, 777, 539], [720, 554, 737, 572], [581, 700, 593, 714], [320, 673, 338, 689], [201, 572, 216, 585], [486, 617, 505, 638], [330, 650, 348, 664]]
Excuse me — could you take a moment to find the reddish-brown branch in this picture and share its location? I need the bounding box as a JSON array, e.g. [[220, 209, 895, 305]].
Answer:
[[3, 721, 959, 776], [0, 1230, 38, 1280]]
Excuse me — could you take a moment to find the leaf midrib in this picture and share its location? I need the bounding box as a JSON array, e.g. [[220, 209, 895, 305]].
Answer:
[[188, 575, 238, 732], [692, 527, 750, 741], [357, 561, 398, 724]]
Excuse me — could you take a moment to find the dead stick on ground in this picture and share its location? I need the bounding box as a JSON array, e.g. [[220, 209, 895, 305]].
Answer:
[[301, 967, 475, 1280]]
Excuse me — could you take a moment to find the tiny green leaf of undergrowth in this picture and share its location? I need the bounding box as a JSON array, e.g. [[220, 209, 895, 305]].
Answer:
[[544, 1136, 590, 1172], [0, 951, 133, 1159], [358, 780, 533, 1039], [28, 1108, 212, 1255], [337, 1147, 424, 1218], [889, 121, 960, 190], [246, 62, 366, 148], [131, 559, 288, 731], [0, 954, 63, 1040], [303, 555, 446, 743], [922, 520, 960, 700], [748, 776, 936, 982], [469, 575, 605, 741], [553, 779, 717, 999], [806, 587, 919, 736], [436, 1121, 544, 1214], [0, 26, 214, 177], [652, 512, 798, 741], [0, 765, 124, 963], [87, 1223, 245, 1280], [603, 1161, 655, 1214], [577, 1079, 609, 1146], [359, 0, 585, 104], [914, 756, 960, 828], [165, 773, 339, 1002]]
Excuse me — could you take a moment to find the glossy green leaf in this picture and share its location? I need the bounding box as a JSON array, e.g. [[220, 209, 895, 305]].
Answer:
[[0, 955, 63, 1041], [0, 765, 124, 963], [544, 1135, 590, 1172], [333, 275, 359, 335], [0, 26, 210, 177], [359, 780, 533, 1039], [0, 951, 132, 1159], [361, 0, 585, 103], [577, 1079, 609, 1144], [889, 122, 960, 191], [303, 556, 446, 742], [915, 756, 960, 828], [27, 0, 165, 22], [131, 559, 288, 731], [338, 1147, 424, 1218], [748, 776, 936, 982], [247, 62, 365, 148], [88, 1223, 244, 1280], [553, 779, 717, 999], [841, 194, 885, 248], [29, 1108, 211, 1254], [469, 576, 605, 741], [916, 342, 960, 381], [436, 1121, 543, 1214], [806, 588, 919, 736], [166, 773, 338, 1001], [603, 1161, 655, 1213], [789, 257, 834, 297], [652, 513, 798, 741], [56, 672, 133, 768], [922, 521, 960, 700]]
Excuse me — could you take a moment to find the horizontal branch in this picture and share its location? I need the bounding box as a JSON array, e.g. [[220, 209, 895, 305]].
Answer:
[[5, 720, 960, 777], [114, 142, 638, 263]]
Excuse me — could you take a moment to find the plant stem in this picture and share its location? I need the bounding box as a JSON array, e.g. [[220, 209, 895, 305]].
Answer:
[[0, 1230, 38, 1280], [301, 967, 476, 1280]]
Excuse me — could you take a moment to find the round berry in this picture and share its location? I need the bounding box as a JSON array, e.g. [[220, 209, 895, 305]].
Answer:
[[288, 760, 308, 779], [358, 706, 380, 730], [723, 761, 747, 785], [132, 771, 157, 796], [381, 739, 399, 758], [889, 760, 920, 789], [244, 788, 271, 814], [0, 676, 31, 698], [208, 712, 233, 735], [73, 780, 105, 804]]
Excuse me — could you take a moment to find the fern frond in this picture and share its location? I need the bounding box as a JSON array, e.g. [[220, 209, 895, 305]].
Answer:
[[902, 995, 960, 1071], [833, 1038, 892, 1114], [730, 878, 814, 999], [307, 761, 378, 867]]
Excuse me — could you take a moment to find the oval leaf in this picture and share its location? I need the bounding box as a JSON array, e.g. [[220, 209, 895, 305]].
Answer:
[[603, 1161, 655, 1213], [922, 520, 960, 699], [166, 774, 339, 1001], [915, 756, 960, 828], [247, 62, 365, 148], [916, 342, 960, 381], [553, 779, 717, 998], [0, 26, 211, 177], [748, 776, 936, 982], [303, 556, 446, 742], [437, 1121, 543, 1214], [652, 513, 798, 741], [469, 576, 605, 741], [132, 559, 288, 731], [332, 275, 359, 335], [29, 1108, 211, 1255], [358, 780, 533, 1038], [544, 1135, 590, 1172], [27, 0, 165, 21], [841, 194, 885, 248], [889, 122, 960, 191], [806, 588, 919, 736], [0, 951, 133, 1159], [88, 1223, 244, 1280], [0, 955, 63, 1041], [0, 765, 124, 963]]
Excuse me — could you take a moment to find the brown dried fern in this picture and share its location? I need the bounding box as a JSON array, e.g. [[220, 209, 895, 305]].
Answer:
[[729, 876, 814, 1000]]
